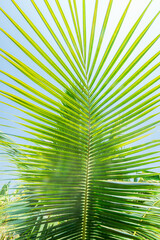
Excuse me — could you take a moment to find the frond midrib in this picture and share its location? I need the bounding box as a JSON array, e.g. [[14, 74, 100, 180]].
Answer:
[[81, 73, 93, 240]]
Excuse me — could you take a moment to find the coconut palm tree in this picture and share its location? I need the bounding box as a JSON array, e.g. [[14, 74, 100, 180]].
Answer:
[[0, 0, 160, 239]]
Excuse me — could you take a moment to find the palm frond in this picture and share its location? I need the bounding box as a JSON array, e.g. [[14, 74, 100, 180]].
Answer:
[[0, 0, 160, 239]]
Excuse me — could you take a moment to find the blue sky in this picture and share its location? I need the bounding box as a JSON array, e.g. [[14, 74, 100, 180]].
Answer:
[[0, 0, 160, 187]]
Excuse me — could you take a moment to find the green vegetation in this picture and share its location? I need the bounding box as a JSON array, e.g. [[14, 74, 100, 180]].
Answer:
[[0, 183, 20, 240], [0, 0, 160, 239]]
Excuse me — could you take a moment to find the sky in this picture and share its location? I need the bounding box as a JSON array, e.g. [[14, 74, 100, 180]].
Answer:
[[0, 0, 160, 187]]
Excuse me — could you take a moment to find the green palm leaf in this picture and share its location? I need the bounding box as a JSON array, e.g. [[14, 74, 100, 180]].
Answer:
[[0, 0, 159, 239]]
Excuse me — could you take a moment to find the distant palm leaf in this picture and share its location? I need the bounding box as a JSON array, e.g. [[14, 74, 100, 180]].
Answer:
[[0, 0, 160, 239]]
